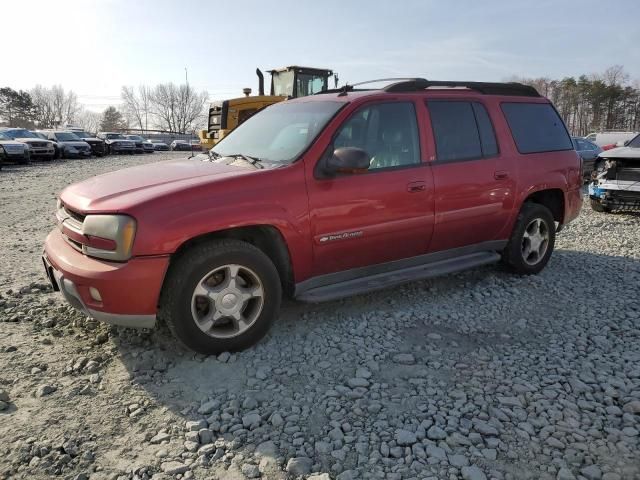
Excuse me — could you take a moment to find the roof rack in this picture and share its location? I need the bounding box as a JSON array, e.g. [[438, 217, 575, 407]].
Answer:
[[382, 78, 540, 97]]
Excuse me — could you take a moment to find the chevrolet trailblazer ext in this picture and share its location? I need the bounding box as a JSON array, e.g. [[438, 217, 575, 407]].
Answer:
[[43, 79, 582, 354]]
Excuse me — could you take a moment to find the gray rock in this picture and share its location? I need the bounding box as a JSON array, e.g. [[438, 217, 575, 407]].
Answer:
[[622, 400, 640, 414], [186, 419, 207, 431], [395, 429, 417, 446], [449, 454, 469, 467], [241, 463, 260, 478], [427, 425, 447, 440], [315, 441, 332, 454], [337, 470, 356, 480], [161, 461, 189, 475], [308, 475, 331, 480], [392, 353, 415, 365], [36, 385, 56, 397], [0, 401, 8, 411], [217, 352, 231, 363], [426, 444, 447, 460], [150, 431, 171, 444], [255, 441, 277, 457], [285, 457, 312, 476], [0, 389, 9, 402], [242, 413, 261, 428], [198, 428, 213, 444], [580, 465, 602, 480], [557, 468, 576, 480], [461, 465, 487, 480]]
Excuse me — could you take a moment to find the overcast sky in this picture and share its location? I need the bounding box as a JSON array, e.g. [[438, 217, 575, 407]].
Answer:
[[3, 0, 639, 111]]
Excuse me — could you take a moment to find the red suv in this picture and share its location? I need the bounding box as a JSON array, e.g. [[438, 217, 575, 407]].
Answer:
[[43, 79, 582, 354]]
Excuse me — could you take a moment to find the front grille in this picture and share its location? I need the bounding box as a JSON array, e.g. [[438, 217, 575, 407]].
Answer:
[[63, 205, 86, 224], [29, 141, 47, 148]]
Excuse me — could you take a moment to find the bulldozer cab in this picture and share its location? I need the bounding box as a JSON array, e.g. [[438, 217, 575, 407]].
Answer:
[[269, 66, 334, 98]]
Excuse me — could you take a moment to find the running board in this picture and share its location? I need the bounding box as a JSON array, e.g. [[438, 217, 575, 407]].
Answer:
[[296, 251, 501, 303]]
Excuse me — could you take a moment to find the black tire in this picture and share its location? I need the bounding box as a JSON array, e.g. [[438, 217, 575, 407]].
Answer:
[[502, 202, 556, 275], [158, 239, 282, 354], [590, 198, 611, 213]]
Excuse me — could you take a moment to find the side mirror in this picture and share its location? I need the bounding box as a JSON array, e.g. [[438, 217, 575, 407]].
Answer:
[[324, 147, 370, 175]]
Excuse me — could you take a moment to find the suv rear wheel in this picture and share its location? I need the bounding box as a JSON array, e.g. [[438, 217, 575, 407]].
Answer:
[[503, 202, 556, 275], [158, 239, 282, 354]]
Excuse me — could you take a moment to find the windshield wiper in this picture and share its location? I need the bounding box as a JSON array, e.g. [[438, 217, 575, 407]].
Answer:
[[227, 153, 265, 169]]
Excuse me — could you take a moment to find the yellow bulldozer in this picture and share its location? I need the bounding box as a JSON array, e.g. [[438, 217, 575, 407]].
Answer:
[[198, 66, 336, 150]]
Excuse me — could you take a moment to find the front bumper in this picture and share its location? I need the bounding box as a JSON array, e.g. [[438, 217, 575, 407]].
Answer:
[[31, 148, 55, 156], [43, 228, 169, 328]]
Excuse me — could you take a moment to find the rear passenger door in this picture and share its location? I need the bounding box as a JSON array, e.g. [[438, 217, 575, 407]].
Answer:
[[426, 100, 515, 252]]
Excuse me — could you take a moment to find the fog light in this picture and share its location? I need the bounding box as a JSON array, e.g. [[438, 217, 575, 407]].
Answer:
[[89, 287, 102, 302]]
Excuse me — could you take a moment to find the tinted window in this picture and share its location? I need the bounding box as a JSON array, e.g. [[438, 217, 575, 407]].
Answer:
[[334, 102, 420, 170], [502, 103, 572, 154], [428, 101, 481, 161], [628, 134, 640, 148], [472, 103, 498, 157]]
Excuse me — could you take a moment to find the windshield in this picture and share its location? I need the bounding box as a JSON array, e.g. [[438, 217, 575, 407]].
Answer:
[[106, 133, 125, 139], [0, 132, 10, 140], [211, 100, 344, 163], [296, 73, 328, 96], [56, 132, 81, 141], [628, 134, 640, 148], [73, 131, 91, 137], [4, 129, 37, 139], [127, 135, 143, 141]]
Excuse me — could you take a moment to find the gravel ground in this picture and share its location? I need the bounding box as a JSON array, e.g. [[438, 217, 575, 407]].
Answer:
[[0, 154, 639, 480]]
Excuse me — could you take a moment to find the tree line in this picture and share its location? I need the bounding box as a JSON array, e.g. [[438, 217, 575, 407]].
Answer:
[[510, 66, 640, 137], [0, 83, 209, 134]]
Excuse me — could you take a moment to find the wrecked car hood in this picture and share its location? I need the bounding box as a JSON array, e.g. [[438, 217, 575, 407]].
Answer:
[[598, 146, 640, 159]]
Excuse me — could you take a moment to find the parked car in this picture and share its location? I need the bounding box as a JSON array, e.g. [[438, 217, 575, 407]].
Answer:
[[124, 135, 154, 154], [149, 139, 169, 151], [43, 79, 582, 354], [0, 128, 55, 160], [67, 129, 106, 157], [97, 132, 136, 155], [190, 140, 202, 151], [572, 136, 602, 181], [0, 131, 30, 167], [170, 139, 191, 151], [585, 131, 638, 150], [37, 131, 92, 159], [588, 133, 640, 212]]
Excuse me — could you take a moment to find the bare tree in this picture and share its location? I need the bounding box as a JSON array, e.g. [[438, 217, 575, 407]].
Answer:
[[121, 85, 153, 133], [30, 85, 81, 128], [149, 83, 208, 133], [75, 110, 102, 134]]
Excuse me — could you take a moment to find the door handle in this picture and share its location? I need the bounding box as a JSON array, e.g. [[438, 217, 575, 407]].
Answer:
[[494, 170, 509, 180], [407, 181, 427, 193]]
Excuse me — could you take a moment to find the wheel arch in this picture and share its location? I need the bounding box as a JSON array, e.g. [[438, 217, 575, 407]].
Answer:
[[522, 188, 565, 224], [169, 225, 295, 297]]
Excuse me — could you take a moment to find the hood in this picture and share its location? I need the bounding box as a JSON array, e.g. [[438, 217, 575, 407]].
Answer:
[[78, 136, 102, 142], [60, 157, 257, 212], [0, 140, 26, 147], [59, 141, 90, 147], [15, 137, 53, 145], [598, 146, 640, 159]]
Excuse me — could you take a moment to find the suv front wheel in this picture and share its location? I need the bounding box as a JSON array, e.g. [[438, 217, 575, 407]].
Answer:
[[503, 202, 556, 275], [158, 239, 282, 354]]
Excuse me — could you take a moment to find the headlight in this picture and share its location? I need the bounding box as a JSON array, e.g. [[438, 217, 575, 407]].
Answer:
[[82, 215, 137, 261]]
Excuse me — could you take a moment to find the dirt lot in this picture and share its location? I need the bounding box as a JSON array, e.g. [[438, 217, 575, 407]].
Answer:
[[1, 153, 639, 480]]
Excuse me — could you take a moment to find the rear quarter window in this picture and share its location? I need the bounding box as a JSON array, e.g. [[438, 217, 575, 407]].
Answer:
[[501, 103, 572, 154]]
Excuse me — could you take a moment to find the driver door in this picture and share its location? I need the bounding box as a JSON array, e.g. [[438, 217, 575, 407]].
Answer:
[[305, 101, 434, 276]]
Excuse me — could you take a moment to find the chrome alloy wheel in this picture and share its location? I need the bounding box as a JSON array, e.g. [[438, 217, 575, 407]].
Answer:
[[521, 218, 550, 266], [191, 264, 264, 338]]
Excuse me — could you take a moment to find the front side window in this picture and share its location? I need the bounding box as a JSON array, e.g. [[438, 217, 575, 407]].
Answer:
[[333, 102, 421, 170], [501, 102, 572, 154], [428, 101, 482, 161], [627, 134, 640, 148], [212, 100, 344, 163], [272, 70, 295, 97]]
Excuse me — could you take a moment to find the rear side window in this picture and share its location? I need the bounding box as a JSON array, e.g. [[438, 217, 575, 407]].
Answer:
[[427, 101, 498, 162], [501, 103, 572, 154]]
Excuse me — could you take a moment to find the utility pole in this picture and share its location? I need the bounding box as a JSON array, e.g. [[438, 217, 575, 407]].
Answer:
[[185, 67, 188, 87]]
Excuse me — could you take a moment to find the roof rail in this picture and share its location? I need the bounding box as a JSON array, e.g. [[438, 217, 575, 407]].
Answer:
[[383, 78, 540, 97]]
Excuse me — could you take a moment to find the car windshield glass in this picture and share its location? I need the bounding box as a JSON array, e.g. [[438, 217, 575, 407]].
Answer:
[[628, 134, 640, 148], [56, 132, 81, 141], [127, 136, 143, 141], [5, 129, 37, 139], [73, 131, 90, 137], [0, 132, 10, 140], [211, 100, 344, 163], [106, 134, 124, 139]]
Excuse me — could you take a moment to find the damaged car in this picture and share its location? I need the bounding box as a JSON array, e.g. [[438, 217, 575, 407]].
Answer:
[[588, 133, 640, 212]]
